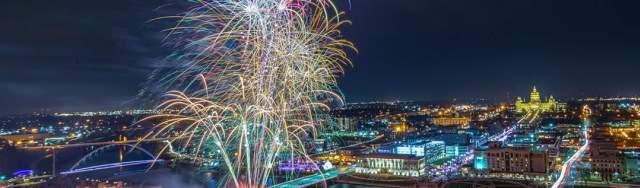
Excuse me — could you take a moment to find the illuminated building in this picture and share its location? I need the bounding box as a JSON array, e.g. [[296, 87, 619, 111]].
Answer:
[[486, 142, 550, 174], [354, 153, 426, 177], [335, 117, 356, 131], [590, 138, 621, 182], [555, 102, 568, 112], [474, 151, 489, 171], [389, 121, 412, 139], [0, 133, 53, 147], [96, 181, 125, 188], [395, 145, 425, 157], [432, 134, 471, 157], [445, 144, 468, 157], [380, 140, 446, 163], [623, 150, 640, 178], [278, 160, 320, 172], [424, 141, 446, 163], [432, 117, 470, 127], [515, 86, 557, 113], [390, 121, 409, 132]]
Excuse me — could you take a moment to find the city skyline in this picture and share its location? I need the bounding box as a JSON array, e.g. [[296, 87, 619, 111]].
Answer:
[[3, 0, 640, 115], [3, 1, 640, 187]]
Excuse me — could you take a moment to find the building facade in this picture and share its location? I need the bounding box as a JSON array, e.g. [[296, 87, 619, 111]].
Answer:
[[354, 153, 426, 177], [515, 86, 557, 113], [486, 142, 550, 174], [432, 117, 470, 127], [424, 141, 446, 163], [379, 140, 446, 163], [590, 138, 622, 181], [335, 117, 357, 131]]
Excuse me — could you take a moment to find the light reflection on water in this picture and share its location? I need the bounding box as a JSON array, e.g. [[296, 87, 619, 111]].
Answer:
[[0, 144, 205, 187], [0, 144, 155, 176]]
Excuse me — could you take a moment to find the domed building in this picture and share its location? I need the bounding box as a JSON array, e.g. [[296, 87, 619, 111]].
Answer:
[[515, 86, 557, 113]]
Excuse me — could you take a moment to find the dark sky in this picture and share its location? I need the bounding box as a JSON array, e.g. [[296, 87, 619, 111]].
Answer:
[[2, 0, 640, 114]]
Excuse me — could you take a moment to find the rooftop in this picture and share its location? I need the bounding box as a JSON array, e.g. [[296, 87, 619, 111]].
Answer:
[[359, 153, 423, 160]]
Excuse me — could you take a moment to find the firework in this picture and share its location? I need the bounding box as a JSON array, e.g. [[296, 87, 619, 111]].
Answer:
[[141, 0, 354, 187]]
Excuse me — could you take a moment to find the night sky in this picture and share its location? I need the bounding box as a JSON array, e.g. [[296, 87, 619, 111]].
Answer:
[[2, 0, 640, 114]]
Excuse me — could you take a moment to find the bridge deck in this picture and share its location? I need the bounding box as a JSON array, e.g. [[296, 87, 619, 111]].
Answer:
[[271, 168, 353, 188]]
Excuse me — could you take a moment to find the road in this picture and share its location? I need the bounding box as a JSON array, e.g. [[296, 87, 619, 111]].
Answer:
[[551, 120, 590, 188], [428, 112, 540, 181], [428, 150, 475, 181], [430, 112, 538, 182]]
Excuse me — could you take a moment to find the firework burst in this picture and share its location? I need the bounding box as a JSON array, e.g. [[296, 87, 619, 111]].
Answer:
[[141, 0, 354, 187]]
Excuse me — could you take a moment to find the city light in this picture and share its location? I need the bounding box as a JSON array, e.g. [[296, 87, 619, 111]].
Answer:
[[3, 1, 640, 187]]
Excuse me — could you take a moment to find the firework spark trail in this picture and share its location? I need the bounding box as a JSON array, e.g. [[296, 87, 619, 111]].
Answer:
[[141, 0, 354, 187]]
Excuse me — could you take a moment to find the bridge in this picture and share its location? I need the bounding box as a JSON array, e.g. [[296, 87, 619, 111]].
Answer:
[[24, 137, 174, 150], [270, 135, 385, 187], [60, 143, 162, 175], [334, 176, 424, 188], [24, 137, 183, 176], [271, 168, 353, 188], [442, 178, 535, 188], [60, 160, 163, 175]]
